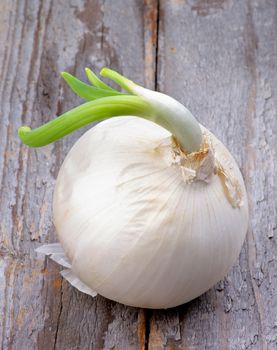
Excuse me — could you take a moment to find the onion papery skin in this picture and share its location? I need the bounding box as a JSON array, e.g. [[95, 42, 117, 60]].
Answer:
[[53, 117, 248, 309]]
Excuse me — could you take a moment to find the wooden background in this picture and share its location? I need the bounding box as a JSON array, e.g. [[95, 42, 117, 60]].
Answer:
[[0, 0, 276, 349]]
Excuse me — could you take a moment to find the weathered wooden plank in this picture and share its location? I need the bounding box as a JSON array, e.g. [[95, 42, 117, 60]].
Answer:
[[148, 0, 277, 349], [1, 0, 276, 349], [0, 0, 147, 349]]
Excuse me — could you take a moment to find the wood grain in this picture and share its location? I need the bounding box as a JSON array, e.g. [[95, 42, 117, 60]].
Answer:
[[0, 0, 276, 349]]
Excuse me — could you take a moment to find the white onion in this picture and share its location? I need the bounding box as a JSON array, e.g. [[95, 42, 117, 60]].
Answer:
[[19, 68, 248, 309], [53, 117, 248, 309]]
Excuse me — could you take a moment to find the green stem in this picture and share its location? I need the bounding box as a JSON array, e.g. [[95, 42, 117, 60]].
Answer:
[[85, 68, 119, 93], [100, 69, 203, 152], [18, 96, 152, 147], [61, 72, 123, 101], [18, 68, 203, 152], [100, 68, 135, 94]]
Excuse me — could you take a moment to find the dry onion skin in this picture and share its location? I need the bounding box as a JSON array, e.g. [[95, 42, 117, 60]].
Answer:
[[19, 68, 248, 309]]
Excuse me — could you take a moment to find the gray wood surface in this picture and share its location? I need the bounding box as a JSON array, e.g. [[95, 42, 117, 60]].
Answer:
[[0, 0, 276, 349]]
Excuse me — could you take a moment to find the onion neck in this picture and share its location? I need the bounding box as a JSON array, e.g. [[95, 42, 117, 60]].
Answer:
[[18, 68, 203, 152]]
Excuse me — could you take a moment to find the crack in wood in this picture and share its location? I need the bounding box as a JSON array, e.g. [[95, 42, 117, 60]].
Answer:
[[145, 310, 152, 350], [154, 0, 160, 91], [53, 280, 63, 350], [141, 1, 160, 348]]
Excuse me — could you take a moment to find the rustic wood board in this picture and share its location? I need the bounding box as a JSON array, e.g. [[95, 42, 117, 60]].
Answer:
[[0, 0, 276, 349]]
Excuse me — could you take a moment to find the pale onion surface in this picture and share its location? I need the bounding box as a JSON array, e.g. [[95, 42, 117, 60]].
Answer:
[[53, 117, 248, 309]]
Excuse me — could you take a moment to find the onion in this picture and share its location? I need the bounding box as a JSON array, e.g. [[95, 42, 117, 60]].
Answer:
[[19, 68, 248, 309]]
